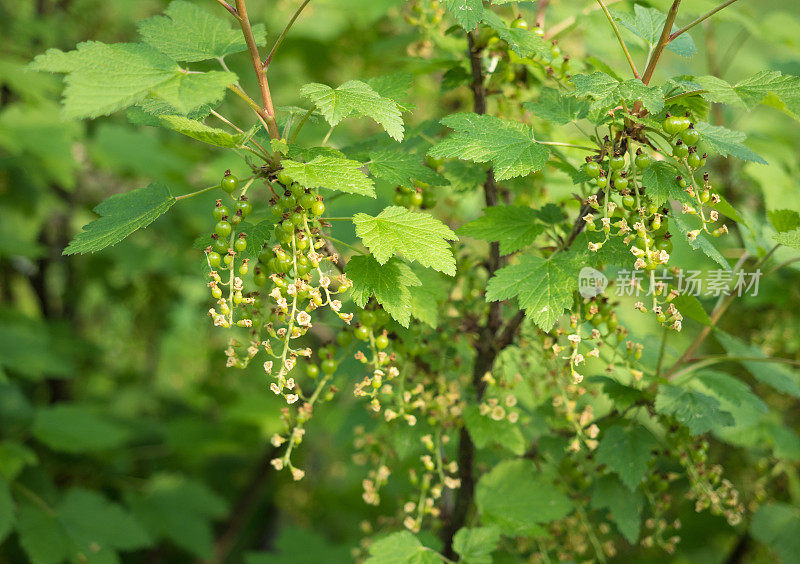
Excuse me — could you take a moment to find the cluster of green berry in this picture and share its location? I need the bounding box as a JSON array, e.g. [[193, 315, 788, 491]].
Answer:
[[393, 184, 437, 210]]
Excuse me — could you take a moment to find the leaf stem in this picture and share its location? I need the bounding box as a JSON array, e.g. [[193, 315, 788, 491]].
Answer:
[[290, 106, 315, 144], [669, 0, 741, 42], [264, 0, 313, 68], [595, 0, 640, 79], [175, 184, 219, 201], [538, 140, 601, 151], [234, 0, 280, 139]]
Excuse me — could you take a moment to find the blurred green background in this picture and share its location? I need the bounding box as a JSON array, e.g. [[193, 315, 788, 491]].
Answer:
[[2, 0, 800, 562]]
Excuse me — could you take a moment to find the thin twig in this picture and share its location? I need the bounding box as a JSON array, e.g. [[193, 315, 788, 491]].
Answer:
[[595, 0, 640, 79], [214, 0, 238, 17], [670, 0, 741, 42], [641, 0, 681, 85], [234, 0, 280, 139], [264, 0, 313, 68]]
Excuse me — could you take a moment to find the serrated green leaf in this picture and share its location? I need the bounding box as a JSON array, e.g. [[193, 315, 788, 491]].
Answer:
[[751, 503, 800, 564], [368, 150, 447, 188], [613, 5, 697, 58], [137, 0, 266, 62], [151, 70, 236, 115], [409, 267, 449, 329], [33, 404, 130, 453], [17, 502, 71, 564], [775, 229, 800, 249], [444, 0, 483, 31], [716, 332, 800, 398], [281, 156, 375, 198], [158, 115, 249, 148], [125, 475, 226, 560], [735, 71, 800, 117], [590, 475, 643, 544], [671, 215, 730, 270], [428, 113, 550, 181], [30, 42, 233, 119], [458, 206, 544, 255], [58, 488, 151, 551], [672, 294, 712, 325], [482, 11, 551, 60], [0, 476, 13, 544], [364, 531, 440, 564], [345, 256, 421, 328], [453, 526, 501, 564], [572, 72, 664, 114], [694, 122, 767, 164], [475, 459, 572, 535], [367, 72, 414, 112], [463, 405, 526, 455], [690, 370, 768, 415], [524, 87, 589, 125], [769, 209, 800, 233], [353, 206, 458, 275], [486, 253, 580, 331], [441, 161, 487, 192], [300, 80, 404, 141], [641, 161, 687, 206], [64, 183, 176, 255], [573, 231, 633, 269], [595, 424, 658, 490], [655, 384, 735, 435]]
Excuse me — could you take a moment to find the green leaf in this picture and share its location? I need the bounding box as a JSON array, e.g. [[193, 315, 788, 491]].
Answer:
[[17, 502, 71, 564], [694, 122, 767, 164], [613, 5, 697, 57], [690, 370, 768, 415], [30, 42, 234, 118], [444, 0, 483, 31], [595, 424, 658, 490], [524, 87, 589, 125], [458, 206, 544, 255], [775, 229, 800, 250], [345, 256, 421, 328], [671, 215, 730, 270], [428, 113, 550, 181], [368, 150, 447, 188], [716, 332, 800, 398], [58, 488, 151, 551], [463, 405, 526, 455], [672, 294, 712, 326], [655, 384, 735, 435], [452, 526, 501, 564], [768, 209, 800, 233], [482, 11, 551, 60], [409, 268, 450, 329], [486, 253, 580, 331], [300, 80, 404, 141], [353, 206, 458, 275], [367, 72, 415, 112], [641, 161, 687, 206], [571, 72, 664, 114], [33, 404, 130, 453], [751, 503, 800, 564], [700, 71, 800, 120], [158, 115, 250, 148], [590, 475, 643, 544], [64, 183, 176, 255], [475, 459, 572, 535], [125, 475, 226, 560], [137, 0, 266, 62], [0, 476, 13, 544], [281, 156, 375, 198], [364, 531, 441, 564]]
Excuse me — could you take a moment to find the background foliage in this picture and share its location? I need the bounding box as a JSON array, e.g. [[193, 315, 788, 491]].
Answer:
[[2, 0, 800, 562]]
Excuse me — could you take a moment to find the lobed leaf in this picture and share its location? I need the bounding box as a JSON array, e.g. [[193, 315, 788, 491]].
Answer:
[[345, 256, 421, 328], [428, 113, 550, 181], [281, 156, 375, 198], [353, 206, 458, 275]]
